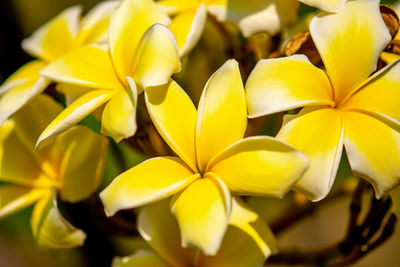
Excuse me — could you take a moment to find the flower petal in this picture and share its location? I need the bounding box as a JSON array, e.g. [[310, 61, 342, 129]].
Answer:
[[21, 6, 81, 62], [0, 185, 46, 218], [169, 5, 207, 57], [132, 24, 181, 90], [145, 81, 197, 171], [31, 193, 86, 249], [101, 78, 138, 142], [157, 0, 198, 15], [196, 60, 247, 171], [310, 0, 391, 103], [109, 0, 170, 80], [112, 250, 171, 267], [75, 1, 119, 45], [54, 126, 108, 203], [100, 156, 197, 217], [245, 54, 334, 118], [40, 45, 124, 90], [299, 0, 346, 12], [209, 136, 308, 198], [344, 111, 400, 198], [36, 90, 115, 146], [138, 200, 196, 267], [341, 60, 400, 125], [277, 108, 344, 201], [170, 176, 231, 255], [199, 198, 277, 267]]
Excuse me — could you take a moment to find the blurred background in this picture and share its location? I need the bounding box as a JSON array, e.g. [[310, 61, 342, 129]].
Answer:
[[1, 0, 400, 266]]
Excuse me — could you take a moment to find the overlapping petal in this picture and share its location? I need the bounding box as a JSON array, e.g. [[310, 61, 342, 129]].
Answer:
[[310, 0, 391, 103], [36, 90, 115, 146], [245, 54, 334, 118], [209, 136, 309, 198], [168, 5, 207, 57], [100, 157, 197, 217], [109, 0, 170, 81], [21, 6, 81, 62], [343, 111, 400, 198], [277, 108, 344, 201], [158, 0, 198, 15], [112, 250, 170, 267], [170, 176, 231, 256], [196, 60, 247, 170], [145, 81, 197, 171], [132, 24, 181, 89], [299, 0, 346, 12]]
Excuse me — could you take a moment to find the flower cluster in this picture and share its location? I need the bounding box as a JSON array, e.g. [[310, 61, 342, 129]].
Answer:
[[1, 0, 400, 266]]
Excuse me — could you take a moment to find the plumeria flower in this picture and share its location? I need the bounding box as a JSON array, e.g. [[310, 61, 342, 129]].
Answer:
[[37, 0, 180, 144], [0, 94, 108, 249], [158, 0, 299, 57], [299, 0, 346, 12], [112, 198, 276, 267], [0, 1, 119, 125], [100, 59, 308, 255], [246, 0, 400, 201]]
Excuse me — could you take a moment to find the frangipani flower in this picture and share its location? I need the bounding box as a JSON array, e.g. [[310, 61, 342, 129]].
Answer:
[[246, 0, 399, 201], [158, 0, 299, 57], [112, 198, 277, 267], [100, 60, 308, 255], [0, 1, 119, 125], [298, 0, 346, 12], [37, 0, 180, 144], [0, 94, 108, 249]]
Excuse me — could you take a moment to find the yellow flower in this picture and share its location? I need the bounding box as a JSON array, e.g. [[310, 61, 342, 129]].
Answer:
[[37, 0, 181, 144], [0, 94, 108, 249], [112, 198, 276, 267], [158, 0, 299, 56], [100, 59, 308, 255], [246, 0, 398, 201], [299, 0, 346, 12], [0, 2, 118, 125]]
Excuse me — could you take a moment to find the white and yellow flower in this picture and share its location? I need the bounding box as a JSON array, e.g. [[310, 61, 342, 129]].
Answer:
[[299, 0, 347, 12], [0, 1, 119, 125], [112, 198, 276, 267], [158, 0, 299, 57], [0, 94, 108, 249], [100, 59, 308, 255], [37, 0, 181, 144], [246, 0, 399, 201]]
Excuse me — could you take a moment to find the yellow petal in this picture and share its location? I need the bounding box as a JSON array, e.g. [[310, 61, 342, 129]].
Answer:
[[341, 60, 400, 125], [100, 157, 197, 217], [31, 193, 86, 249], [310, 0, 391, 103], [277, 108, 344, 201], [75, 1, 119, 45], [102, 78, 138, 142], [299, 0, 346, 12], [55, 126, 108, 203], [0, 120, 44, 186], [138, 200, 196, 267], [12, 94, 63, 152], [21, 6, 81, 62], [170, 176, 231, 255], [344, 111, 400, 198], [145, 81, 197, 171], [0, 60, 45, 87], [56, 83, 93, 105], [0, 77, 50, 125], [36, 90, 115, 146], [109, 0, 170, 81], [112, 250, 171, 267], [196, 60, 247, 171], [0, 185, 46, 218], [199, 198, 277, 267], [40, 45, 124, 90], [158, 0, 198, 15], [245, 54, 334, 118], [209, 136, 309, 198], [132, 24, 181, 90], [169, 6, 207, 57]]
